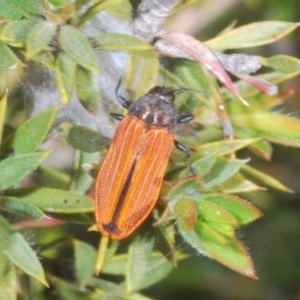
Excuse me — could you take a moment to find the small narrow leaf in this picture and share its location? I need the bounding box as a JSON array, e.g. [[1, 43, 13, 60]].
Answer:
[[0, 197, 45, 219], [206, 21, 300, 49], [77, 0, 123, 27], [201, 193, 263, 224], [196, 222, 258, 279], [166, 177, 206, 203], [218, 173, 263, 193], [242, 164, 292, 192], [0, 252, 17, 300], [74, 240, 97, 289], [67, 125, 109, 152], [201, 200, 238, 227], [247, 139, 273, 160], [0, 152, 49, 191], [10, 187, 94, 213], [193, 138, 260, 157], [0, 43, 19, 70], [92, 33, 153, 51], [204, 158, 249, 187], [12, 106, 58, 153], [126, 237, 173, 293], [175, 197, 198, 232], [0, 20, 35, 47], [31, 51, 56, 70], [68, 151, 99, 195], [75, 67, 100, 115], [126, 237, 155, 293], [0, 1, 23, 20], [3, 0, 41, 19], [126, 49, 160, 99], [178, 153, 217, 179], [26, 21, 57, 58], [55, 52, 77, 104], [0, 91, 8, 147], [232, 112, 300, 147], [51, 276, 94, 299], [135, 251, 174, 291], [171, 59, 210, 95], [102, 254, 127, 275], [58, 25, 98, 72], [0, 215, 48, 286], [262, 55, 300, 75]]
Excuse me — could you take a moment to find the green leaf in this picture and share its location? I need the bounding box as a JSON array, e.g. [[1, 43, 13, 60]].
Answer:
[[174, 197, 198, 232], [74, 239, 97, 289], [10, 187, 94, 213], [126, 237, 173, 293], [55, 51, 77, 104], [51, 276, 95, 300], [36, 166, 71, 189], [5, 0, 41, 18], [77, 0, 123, 27], [166, 177, 206, 203], [172, 59, 210, 93], [31, 51, 56, 70], [106, 0, 132, 20], [58, 25, 98, 72], [102, 253, 127, 275], [75, 67, 100, 115], [12, 106, 57, 153], [0, 215, 48, 286], [0, 152, 49, 191], [199, 201, 238, 238], [127, 51, 160, 99], [69, 151, 99, 195], [196, 222, 258, 279], [0, 252, 17, 300], [201, 193, 262, 224], [175, 196, 258, 279], [126, 237, 155, 293], [246, 139, 273, 160], [192, 138, 260, 157], [87, 277, 126, 297], [263, 55, 300, 75], [178, 154, 217, 182], [92, 33, 153, 51], [0, 43, 19, 70], [232, 112, 300, 147], [0, 91, 8, 147], [204, 158, 248, 187], [26, 21, 57, 58], [0, 1, 22, 20], [67, 125, 109, 152], [0, 20, 35, 47], [218, 173, 263, 193], [206, 21, 300, 49], [242, 164, 292, 192], [0, 197, 45, 219], [0, 0, 41, 20]]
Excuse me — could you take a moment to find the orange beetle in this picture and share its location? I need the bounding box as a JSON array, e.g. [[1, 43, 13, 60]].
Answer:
[[94, 86, 193, 240]]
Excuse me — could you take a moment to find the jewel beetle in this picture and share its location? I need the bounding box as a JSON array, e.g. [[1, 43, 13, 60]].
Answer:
[[94, 86, 194, 240]]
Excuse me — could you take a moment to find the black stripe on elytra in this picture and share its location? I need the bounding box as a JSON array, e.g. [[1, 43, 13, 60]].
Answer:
[[102, 160, 137, 235]]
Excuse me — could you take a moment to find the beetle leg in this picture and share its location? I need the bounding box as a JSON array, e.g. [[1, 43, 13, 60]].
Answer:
[[110, 113, 125, 121], [177, 114, 194, 124], [175, 140, 195, 175]]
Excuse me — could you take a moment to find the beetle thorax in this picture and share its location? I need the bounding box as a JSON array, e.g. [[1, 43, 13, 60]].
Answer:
[[128, 88, 178, 130]]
